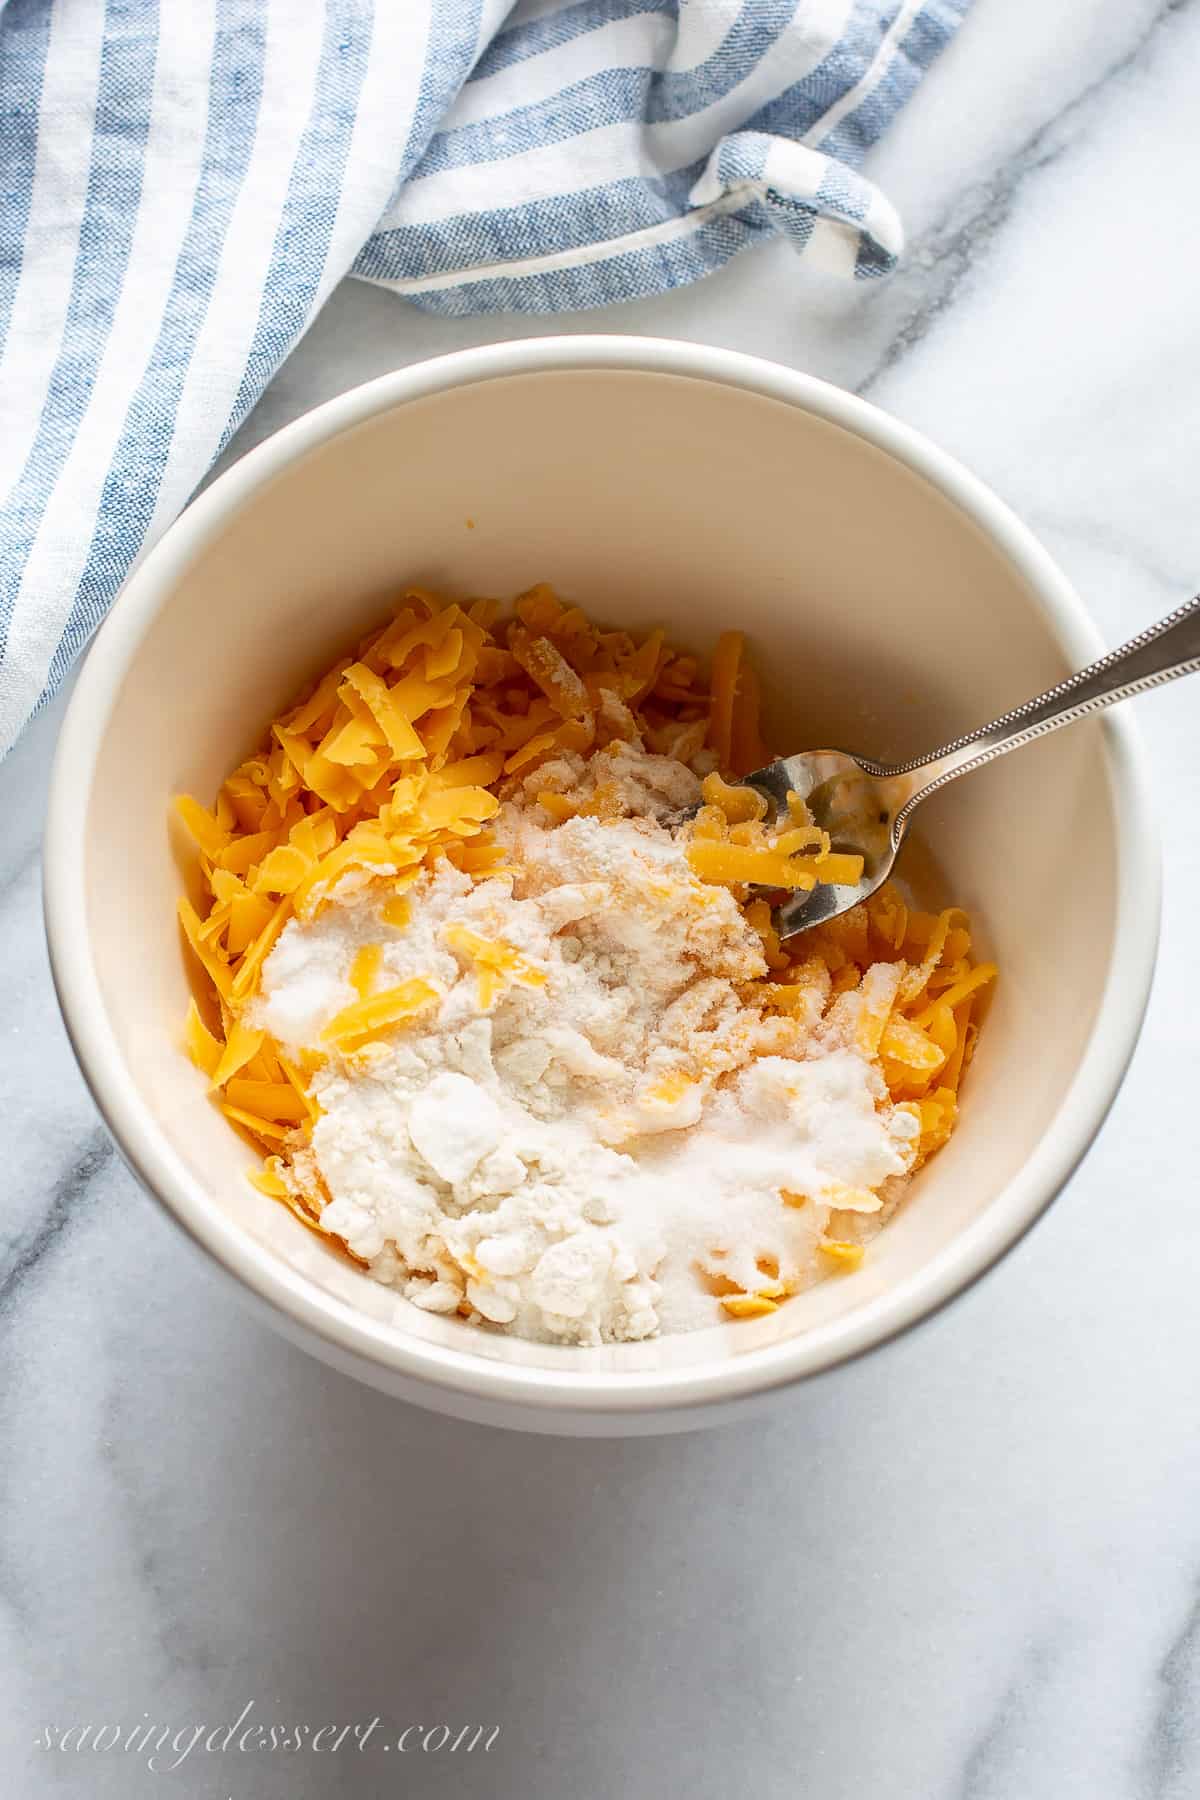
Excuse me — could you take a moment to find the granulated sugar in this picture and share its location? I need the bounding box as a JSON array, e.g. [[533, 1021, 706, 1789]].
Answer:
[[254, 745, 918, 1343]]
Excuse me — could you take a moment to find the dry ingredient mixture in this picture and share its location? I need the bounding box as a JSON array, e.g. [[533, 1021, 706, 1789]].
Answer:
[[176, 586, 995, 1344]]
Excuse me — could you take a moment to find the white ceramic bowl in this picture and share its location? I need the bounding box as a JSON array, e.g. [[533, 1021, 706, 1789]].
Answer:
[[44, 337, 1159, 1434]]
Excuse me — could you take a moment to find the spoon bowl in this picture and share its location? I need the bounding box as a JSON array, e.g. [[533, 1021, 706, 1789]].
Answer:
[[740, 749, 899, 934]]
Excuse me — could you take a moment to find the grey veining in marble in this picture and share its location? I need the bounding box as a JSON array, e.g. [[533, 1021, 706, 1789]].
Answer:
[[4, 2, 1200, 1794]]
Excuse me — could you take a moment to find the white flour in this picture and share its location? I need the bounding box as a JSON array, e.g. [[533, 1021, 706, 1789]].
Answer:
[[255, 745, 917, 1343]]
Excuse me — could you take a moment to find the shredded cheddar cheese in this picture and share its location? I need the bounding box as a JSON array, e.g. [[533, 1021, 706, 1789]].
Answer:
[[174, 584, 994, 1323], [322, 978, 440, 1050], [685, 841, 820, 891], [720, 1293, 780, 1319], [818, 1240, 865, 1271], [440, 920, 548, 1012], [349, 943, 383, 998]]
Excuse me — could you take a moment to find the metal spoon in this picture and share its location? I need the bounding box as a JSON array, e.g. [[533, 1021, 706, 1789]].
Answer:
[[730, 595, 1200, 939]]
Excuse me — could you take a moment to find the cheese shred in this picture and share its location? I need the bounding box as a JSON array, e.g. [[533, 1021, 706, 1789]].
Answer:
[[174, 584, 994, 1320]]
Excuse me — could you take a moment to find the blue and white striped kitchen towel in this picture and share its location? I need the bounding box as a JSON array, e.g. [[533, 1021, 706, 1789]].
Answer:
[[0, 0, 970, 754]]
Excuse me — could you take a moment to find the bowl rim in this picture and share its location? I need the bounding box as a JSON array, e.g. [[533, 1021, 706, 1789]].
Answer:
[[43, 334, 1161, 1422]]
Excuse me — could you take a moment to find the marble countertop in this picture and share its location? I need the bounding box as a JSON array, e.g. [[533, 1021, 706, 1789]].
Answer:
[[4, 2, 1200, 1795]]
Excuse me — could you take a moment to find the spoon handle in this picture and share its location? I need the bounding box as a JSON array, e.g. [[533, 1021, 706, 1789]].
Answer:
[[882, 593, 1200, 828]]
